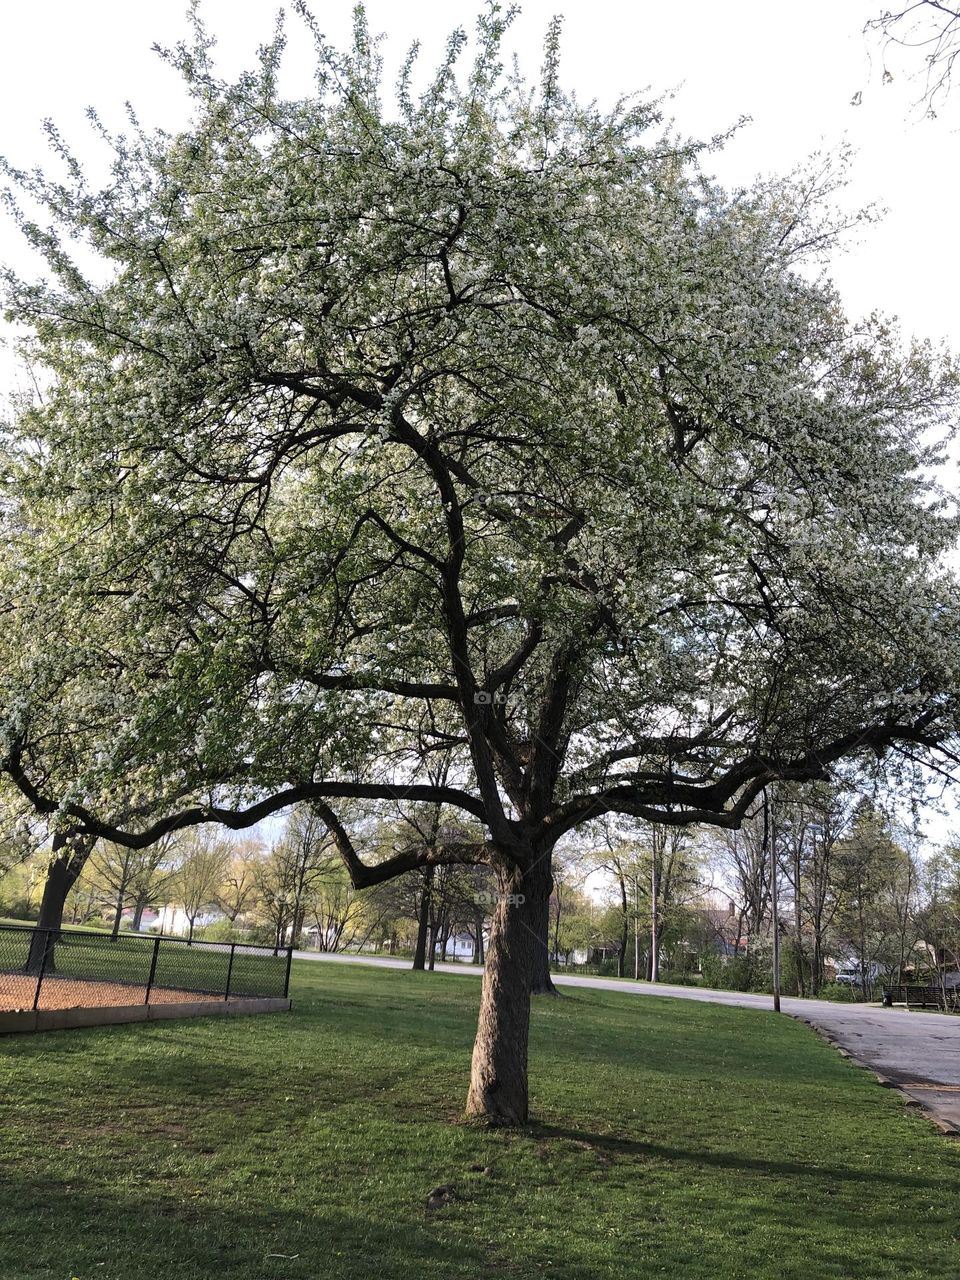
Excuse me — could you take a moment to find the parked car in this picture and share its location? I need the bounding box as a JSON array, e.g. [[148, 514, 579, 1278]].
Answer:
[[835, 961, 879, 986]]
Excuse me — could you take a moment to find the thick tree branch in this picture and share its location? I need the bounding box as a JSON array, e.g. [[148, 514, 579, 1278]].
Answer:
[[0, 752, 489, 847]]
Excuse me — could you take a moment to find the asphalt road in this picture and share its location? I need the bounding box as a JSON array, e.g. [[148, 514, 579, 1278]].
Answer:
[[295, 950, 960, 1134]]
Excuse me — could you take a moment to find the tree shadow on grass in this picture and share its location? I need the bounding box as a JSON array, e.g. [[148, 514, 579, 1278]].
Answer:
[[518, 1122, 960, 1276], [531, 1122, 958, 1195]]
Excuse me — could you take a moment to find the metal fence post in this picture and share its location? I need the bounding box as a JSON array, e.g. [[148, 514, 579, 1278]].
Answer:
[[144, 937, 161, 1005], [224, 943, 236, 1001], [284, 946, 294, 999], [32, 929, 50, 1011]]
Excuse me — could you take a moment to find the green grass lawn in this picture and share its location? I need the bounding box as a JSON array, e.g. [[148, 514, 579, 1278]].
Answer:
[[1, 962, 958, 1280]]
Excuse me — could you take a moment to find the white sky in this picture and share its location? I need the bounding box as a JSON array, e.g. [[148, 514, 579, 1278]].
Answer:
[[0, 1, 958, 848], [1, 1, 956, 345]]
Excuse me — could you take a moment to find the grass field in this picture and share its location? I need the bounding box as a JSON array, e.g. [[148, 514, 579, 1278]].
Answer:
[[1, 961, 958, 1280]]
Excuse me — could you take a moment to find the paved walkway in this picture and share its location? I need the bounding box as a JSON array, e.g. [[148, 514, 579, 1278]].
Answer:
[[295, 951, 960, 1134]]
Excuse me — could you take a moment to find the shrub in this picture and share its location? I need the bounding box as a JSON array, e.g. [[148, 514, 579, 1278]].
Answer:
[[818, 981, 865, 1003], [0, 897, 36, 923], [700, 953, 770, 992], [195, 919, 256, 944], [658, 969, 702, 987]]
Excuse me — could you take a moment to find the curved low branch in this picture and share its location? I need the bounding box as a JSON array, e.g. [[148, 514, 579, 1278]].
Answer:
[[1, 756, 488, 848]]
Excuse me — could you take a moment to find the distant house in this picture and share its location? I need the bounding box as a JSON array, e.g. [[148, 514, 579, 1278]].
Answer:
[[147, 904, 224, 937], [120, 906, 161, 933], [565, 941, 620, 966], [441, 933, 477, 961]]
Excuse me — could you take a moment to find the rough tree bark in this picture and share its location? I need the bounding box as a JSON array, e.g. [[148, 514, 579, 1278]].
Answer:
[[465, 860, 547, 1125]]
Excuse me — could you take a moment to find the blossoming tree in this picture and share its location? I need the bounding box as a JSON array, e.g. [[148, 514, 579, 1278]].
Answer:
[[2, 8, 959, 1123]]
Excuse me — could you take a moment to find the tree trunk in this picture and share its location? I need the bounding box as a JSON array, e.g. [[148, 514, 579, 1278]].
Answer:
[[132, 897, 147, 932], [427, 908, 438, 971], [27, 840, 87, 974], [793, 841, 806, 997], [650, 854, 660, 983], [412, 867, 433, 971], [617, 870, 628, 979], [528, 873, 557, 996], [811, 933, 823, 996], [465, 863, 542, 1126], [858, 897, 868, 1001], [634, 876, 641, 980], [290, 903, 306, 951], [412, 895, 430, 969], [111, 889, 125, 941]]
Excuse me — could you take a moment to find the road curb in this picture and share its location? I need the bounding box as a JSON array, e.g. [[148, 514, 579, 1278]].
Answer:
[[788, 1012, 960, 1138]]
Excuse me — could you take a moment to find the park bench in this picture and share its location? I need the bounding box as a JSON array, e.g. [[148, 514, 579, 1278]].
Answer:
[[882, 984, 960, 1011]]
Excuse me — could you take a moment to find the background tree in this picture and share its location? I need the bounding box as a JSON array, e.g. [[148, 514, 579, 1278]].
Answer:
[[833, 805, 916, 997], [1, 9, 959, 1125], [550, 883, 609, 966], [267, 807, 338, 948], [372, 761, 493, 974], [598, 826, 704, 980], [920, 845, 960, 994], [171, 831, 231, 942], [547, 847, 590, 972], [64, 865, 103, 927], [591, 838, 632, 978], [215, 837, 264, 926], [644, 826, 703, 982], [711, 818, 770, 964], [0, 850, 44, 921], [774, 785, 856, 995], [87, 835, 178, 938], [305, 861, 389, 953]]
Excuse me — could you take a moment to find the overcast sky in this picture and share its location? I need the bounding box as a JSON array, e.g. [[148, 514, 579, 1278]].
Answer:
[[0, 2, 957, 850]]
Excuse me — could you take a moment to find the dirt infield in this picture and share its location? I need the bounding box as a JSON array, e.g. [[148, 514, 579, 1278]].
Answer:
[[0, 973, 225, 1012]]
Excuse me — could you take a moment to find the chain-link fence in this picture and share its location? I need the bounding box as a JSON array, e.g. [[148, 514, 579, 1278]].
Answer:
[[0, 924, 293, 1012]]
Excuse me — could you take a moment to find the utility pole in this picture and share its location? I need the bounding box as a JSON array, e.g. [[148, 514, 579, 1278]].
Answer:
[[765, 788, 781, 1013]]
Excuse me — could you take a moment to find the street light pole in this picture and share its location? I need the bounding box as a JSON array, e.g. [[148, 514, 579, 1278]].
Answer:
[[765, 788, 781, 1013]]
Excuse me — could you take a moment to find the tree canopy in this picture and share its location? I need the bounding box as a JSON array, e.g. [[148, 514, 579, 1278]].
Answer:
[[1, 5, 959, 1122]]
